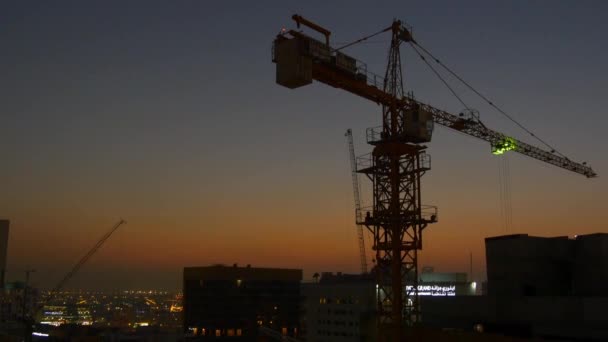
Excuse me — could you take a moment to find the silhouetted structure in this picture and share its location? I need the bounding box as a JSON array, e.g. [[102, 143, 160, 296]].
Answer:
[[486, 233, 608, 296], [0, 220, 9, 288], [273, 11, 595, 342], [183, 264, 302, 340], [420, 233, 608, 340], [0, 281, 38, 322]]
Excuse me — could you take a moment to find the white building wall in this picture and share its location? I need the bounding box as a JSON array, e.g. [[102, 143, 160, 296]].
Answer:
[[302, 281, 375, 342]]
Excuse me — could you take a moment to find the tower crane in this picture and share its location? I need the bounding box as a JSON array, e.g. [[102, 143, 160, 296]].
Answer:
[[345, 129, 368, 274], [25, 219, 126, 339], [272, 14, 596, 342]]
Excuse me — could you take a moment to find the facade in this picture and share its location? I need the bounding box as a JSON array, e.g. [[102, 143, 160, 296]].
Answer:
[[418, 267, 477, 296], [302, 270, 476, 342], [183, 264, 302, 340], [572, 233, 608, 296], [301, 273, 376, 342], [486, 233, 608, 297], [485, 234, 573, 296], [419, 233, 608, 340], [0, 219, 9, 288], [1, 282, 38, 322]]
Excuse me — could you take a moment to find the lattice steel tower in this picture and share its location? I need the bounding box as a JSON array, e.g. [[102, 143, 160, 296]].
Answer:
[[358, 20, 437, 341]]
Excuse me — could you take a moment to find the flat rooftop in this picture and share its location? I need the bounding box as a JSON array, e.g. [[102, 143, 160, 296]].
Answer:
[[184, 264, 302, 282]]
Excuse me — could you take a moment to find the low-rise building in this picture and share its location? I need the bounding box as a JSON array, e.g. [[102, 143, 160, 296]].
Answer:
[[301, 272, 376, 342], [183, 264, 302, 340]]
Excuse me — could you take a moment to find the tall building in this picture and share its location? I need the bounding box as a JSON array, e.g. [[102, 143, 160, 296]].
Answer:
[[1, 282, 39, 322], [486, 233, 608, 297], [419, 233, 608, 340], [183, 264, 302, 340], [572, 233, 608, 296], [0, 219, 9, 288]]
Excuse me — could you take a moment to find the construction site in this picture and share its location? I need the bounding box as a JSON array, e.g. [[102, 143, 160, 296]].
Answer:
[[2, 3, 606, 342], [269, 13, 599, 342]]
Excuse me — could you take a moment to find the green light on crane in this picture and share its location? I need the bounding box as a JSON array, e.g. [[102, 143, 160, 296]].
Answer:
[[492, 137, 517, 155]]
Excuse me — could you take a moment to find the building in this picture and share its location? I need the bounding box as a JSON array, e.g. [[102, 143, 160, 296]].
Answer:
[[183, 264, 302, 340], [301, 269, 476, 342], [418, 267, 477, 296], [486, 233, 608, 297], [1, 281, 39, 321], [572, 233, 608, 296], [419, 233, 608, 340], [485, 234, 573, 296], [0, 219, 9, 288], [301, 272, 376, 342]]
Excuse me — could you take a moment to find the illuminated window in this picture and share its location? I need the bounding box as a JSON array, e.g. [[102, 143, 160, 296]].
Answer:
[[201, 328, 206, 336], [282, 327, 287, 336], [236, 329, 242, 336], [227, 329, 235, 336], [236, 279, 242, 287], [215, 329, 221, 337]]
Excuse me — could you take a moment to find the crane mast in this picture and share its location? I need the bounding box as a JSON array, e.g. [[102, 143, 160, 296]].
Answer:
[[272, 14, 596, 342], [345, 129, 367, 274]]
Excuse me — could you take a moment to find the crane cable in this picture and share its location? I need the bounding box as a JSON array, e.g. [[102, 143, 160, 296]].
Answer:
[[409, 40, 567, 159], [334, 26, 392, 52], [408, 41, 516, 233], [336, 24, 567, 159], [505, 156, 513, 232], [498, 155, 514, 233], [408, 42, 475, 119]]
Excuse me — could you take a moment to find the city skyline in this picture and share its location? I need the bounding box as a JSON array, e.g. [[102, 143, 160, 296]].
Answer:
[[2, 1, 607, 290]]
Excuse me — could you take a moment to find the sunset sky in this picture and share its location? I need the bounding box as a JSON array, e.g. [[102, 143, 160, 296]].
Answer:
[[2, 1, 606, 290]]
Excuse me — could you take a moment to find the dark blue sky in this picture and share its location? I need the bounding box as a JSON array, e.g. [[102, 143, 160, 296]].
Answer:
[[1, 1, 606, 290]]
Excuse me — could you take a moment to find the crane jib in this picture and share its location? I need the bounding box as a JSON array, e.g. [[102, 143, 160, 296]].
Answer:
[[272, 31, 596, 178], [422, 102, 597, 178]]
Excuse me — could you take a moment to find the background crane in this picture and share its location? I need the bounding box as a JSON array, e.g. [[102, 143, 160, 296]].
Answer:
[[46, 219, 126, 302], [25, 219, 126, 339], [345, 128, 367, 274], [272, 14, 596, 342]]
